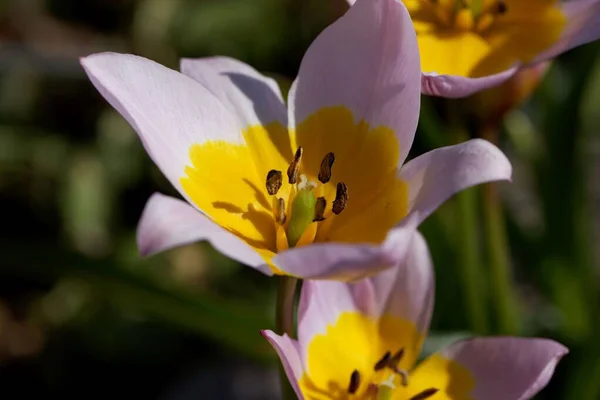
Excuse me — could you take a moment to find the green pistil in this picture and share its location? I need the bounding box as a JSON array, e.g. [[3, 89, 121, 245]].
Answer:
[[286, 188, 317, 247], [377, 385, 393, 400]]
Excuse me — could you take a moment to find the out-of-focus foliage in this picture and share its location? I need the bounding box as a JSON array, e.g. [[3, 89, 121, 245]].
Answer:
[[0, 0, 599, 399]]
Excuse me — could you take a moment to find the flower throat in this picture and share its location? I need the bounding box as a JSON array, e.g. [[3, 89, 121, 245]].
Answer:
[[421, 0, 508, 34], [265, 146, 348, 249]]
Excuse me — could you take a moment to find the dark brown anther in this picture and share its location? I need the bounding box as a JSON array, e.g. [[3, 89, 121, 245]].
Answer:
[[409, 388, 439, 400], [388, 348, 405, 368], [287, 146, 303, 184], [318, 152, 335, 183], [495, 1, 507, 14], [374, 351, 391, 371], [348, 370, 360, 394], [313, 197, 327, 222], [332, 182, 348, 215], [266, 170, 283, 195], [274, 198, 286, 225]]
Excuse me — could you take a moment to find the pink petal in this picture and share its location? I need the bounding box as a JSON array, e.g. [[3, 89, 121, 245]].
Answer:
[[80, 53, 245, 200], [441, 337, 568, 400], [289, 0, 421, 164], [296, 279, 360, 359], [534, 0, 600, 63], [261, 331, 305, 400], [421, 68, 519, 98], [399, 139, 512, 226], [423, 0, 600, 98], [180, 56, 287, 126], [272, 215, 419, 281], [137, 193, 272, 275], [293, 232, 433, 368], [362, 232, 434, 334]]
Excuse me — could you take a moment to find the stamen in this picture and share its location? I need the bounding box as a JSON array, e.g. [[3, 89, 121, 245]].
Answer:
[[494, 1, 507, 14], [409, 388, 439, 400], [348, 370, 360, 394], [266, 169, 283, 195], [332, 182, 348, 215], [287, 146, 303, 184], [374, 351, 392, 371], [318, 152, 335, 183], [388, 348, 405, 368], [313, 197, 327, 222], [273, 198, 286, 225], [394, 368, 410, 387]]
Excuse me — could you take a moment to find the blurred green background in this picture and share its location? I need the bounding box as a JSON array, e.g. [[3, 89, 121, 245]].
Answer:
[[1, 0, 599, 398]]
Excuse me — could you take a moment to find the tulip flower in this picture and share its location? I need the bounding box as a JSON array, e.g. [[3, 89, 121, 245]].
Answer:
[[347, 0, 600, 98], [81, 0, 510, 281], [263, 233, 568, 399]]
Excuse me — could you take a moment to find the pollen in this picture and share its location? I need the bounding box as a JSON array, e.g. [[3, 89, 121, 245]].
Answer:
[[332, 182, 348, 215], [314, 197, 327, 222], [264, 147, 349, 249], [318, 152, 335, 183], [410, 388, 440, 400], [348, 369, 361, 394], [287, 146, 303, 184], [266, 169, 283, 195], [420, 0, 509, 34], [374, 351, 392, 371]]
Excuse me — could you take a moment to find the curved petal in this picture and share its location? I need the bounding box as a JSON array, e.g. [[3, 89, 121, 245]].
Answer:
[[180, 56, 287, 126], [137, 193, 272, 275], [272, 214, 420, 281], [292, 232, 433, 379], [81, 52, 243, 197], [421, 68, 518, 98], [261, 331, 305, 400], [362, 232, 434, 335], [289, 0, 421, 164], [533, 0, 600, 63], [440, 337, 568, 400], [296, 279, 360, 357], [399, 139, 512, 225]]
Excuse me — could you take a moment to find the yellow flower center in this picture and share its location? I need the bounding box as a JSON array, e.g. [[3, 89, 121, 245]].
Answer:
[[299, 312, 475, 400], [180, 106, 410, 273], [406, 0, 566, 77]]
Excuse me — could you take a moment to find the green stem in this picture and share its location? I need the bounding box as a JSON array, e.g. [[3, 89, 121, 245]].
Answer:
[[452, 127, 488, 334], [276, 276, 299, 400], [455, 186, 489, 334], [481, 126, 519, 334], [482, 180, 519, 334]]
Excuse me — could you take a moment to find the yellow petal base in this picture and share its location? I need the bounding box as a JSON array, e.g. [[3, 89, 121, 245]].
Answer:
[[405, 0, 566, 78], [180, 106, 409, 273], [299, 311, 474, 399]]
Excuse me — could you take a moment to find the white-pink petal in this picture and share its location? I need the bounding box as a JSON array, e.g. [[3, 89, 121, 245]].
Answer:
[[80, 53, 244, 198], [534, 0, 600, 63], [272, 215, 419, 281], [296, 279, 360, 364], [292, 231, 434, 368], [180, 56, 287, 126], [421, 68, 519, 98], [364, 231, 434, 334], [399, 138, 512, 226], [289, 0, 421, 164], [137, 193, 272, 275], [441, 337, 568, 400], [261, 331, 305, 400]]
